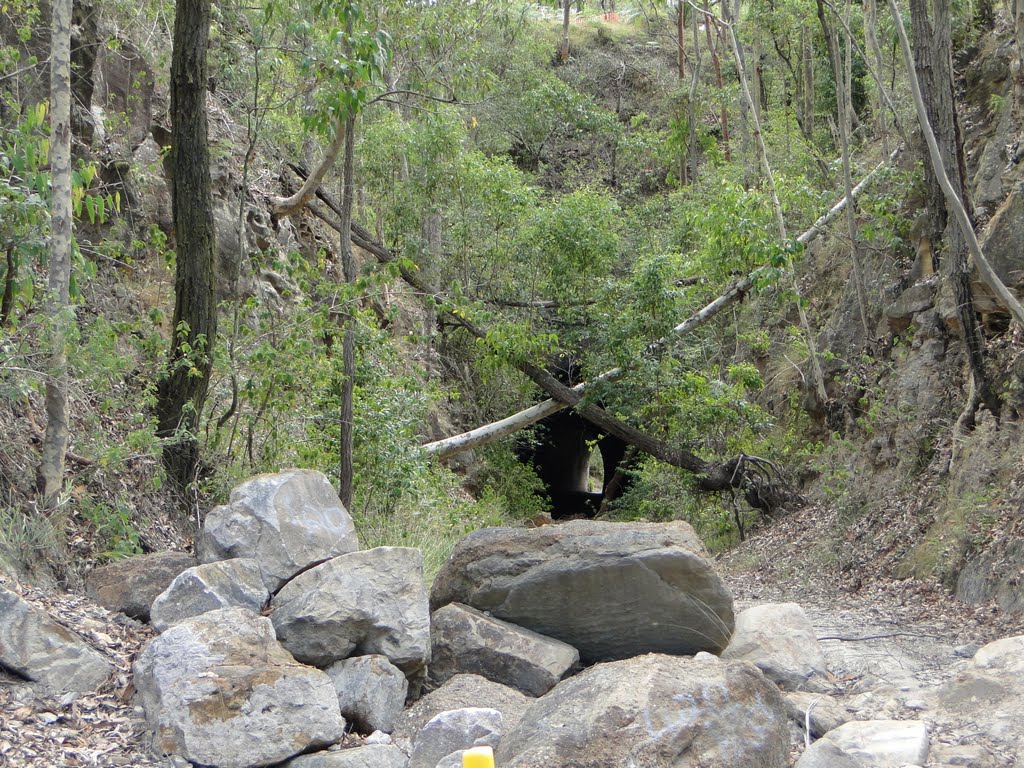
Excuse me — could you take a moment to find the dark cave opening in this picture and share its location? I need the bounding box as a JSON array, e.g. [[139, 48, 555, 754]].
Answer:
[[518, 409, 631, 519]]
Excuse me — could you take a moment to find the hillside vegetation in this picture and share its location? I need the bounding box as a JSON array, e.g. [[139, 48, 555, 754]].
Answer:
[[1, 0, 1023, 614]]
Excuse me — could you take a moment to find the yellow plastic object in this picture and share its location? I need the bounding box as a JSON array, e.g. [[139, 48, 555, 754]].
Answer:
[[462, 745, 495, 768]]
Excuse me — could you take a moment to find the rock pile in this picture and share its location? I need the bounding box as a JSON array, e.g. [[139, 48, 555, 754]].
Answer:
[[4, 468, 1023, 767]]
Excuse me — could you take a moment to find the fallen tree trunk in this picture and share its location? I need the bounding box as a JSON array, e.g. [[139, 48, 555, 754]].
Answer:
[[285, 149, 897, 509], [420, 147, 900, 460]]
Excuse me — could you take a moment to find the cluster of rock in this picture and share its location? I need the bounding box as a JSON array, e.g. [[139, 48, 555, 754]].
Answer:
[[3, 468, 1023, 767]]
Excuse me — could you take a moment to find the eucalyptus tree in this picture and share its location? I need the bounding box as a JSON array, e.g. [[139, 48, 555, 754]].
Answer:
[[155, 0, 217, 499], [37, 0, 73, 506]]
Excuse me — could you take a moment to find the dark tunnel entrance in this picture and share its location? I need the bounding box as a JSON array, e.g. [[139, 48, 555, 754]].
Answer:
[[518, 409, 631, 519]]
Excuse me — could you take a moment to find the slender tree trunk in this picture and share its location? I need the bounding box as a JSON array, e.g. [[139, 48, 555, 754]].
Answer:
[[688, 14, 701, 184], [271, 118, 346, 216], [1014, 0, 1024, 117], [704, 2, 731, 161], [1, 245, 15, 328], [338, 115, 357, 510], [864, 0, 890, 154], [559, 0, 571, 63], [802, 26, 815, 141], [38, 0, 73, 506], [157, 0, 218, 496], [832, 2, 871, 340], [677, 1, 686, 80]]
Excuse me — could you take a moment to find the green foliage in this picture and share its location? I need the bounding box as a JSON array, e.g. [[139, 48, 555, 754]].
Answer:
[[77, 497, 142, 562]]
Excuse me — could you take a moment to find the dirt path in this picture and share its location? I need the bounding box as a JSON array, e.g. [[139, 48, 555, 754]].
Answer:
[[721, 517, 1024, 767]]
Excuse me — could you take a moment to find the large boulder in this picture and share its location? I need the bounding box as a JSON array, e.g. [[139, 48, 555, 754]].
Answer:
[[495, 653, 789, 768], [0, 585, 112, 693], [430, 520, 734, 663], [935, 635, 1024, 753], [430, 603, 578, 696], [133, 607, 345, 768], [197, 470, 360, 592], [326, 654, 409, 734], [149, 558, 269, 632], [722, 602, 831, 692], [392, 674, 530, 747], [272, 547, 430, 673], [85, 551, 196, 621], [408, 708, 503, 768]]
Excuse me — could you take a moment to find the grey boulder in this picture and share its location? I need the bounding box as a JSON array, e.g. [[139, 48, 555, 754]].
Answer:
[[85, 551, 196, 621], [0, 585, 112, 693], [133, 607, 345, 768], [408, 708, 502, 768], [811, 720, 929, 767], [272, 547, 431, 673], [793, 740, 864, 768], [150, 558, 269, 632], [496, 653, 789, 768], [392, 674, 530, 746], [283, 745, 409, 768], [722, 602, 831, 691], [430, 602, 578, 696], [326, 654, 409, 734], [935, 635, 1024, 753], [784, 691, 850, 738], [430, 520, 734, 662], [197, 469, 359, 591]]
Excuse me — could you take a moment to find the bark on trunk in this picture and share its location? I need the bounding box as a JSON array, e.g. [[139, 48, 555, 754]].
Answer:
[[157, 0, 218, 495], [559, 0, 571, 63], [38, 0, 73, 506], [802, 27, 815, 141], [338, 114, 356, 510], [1, 245, 16, 328]]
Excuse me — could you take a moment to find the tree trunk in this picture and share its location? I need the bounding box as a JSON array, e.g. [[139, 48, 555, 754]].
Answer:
[[703, 2, 730, 162], [802, 26, 815, 141], [558, 0, 571, 63], [688, 10, 701, 185], [831, 3, 871, 340], [157, 0, 218, 496], [37, 0, 73, 506], [270, 117, 346, 216], [1, 245, 16, 328], [677, 1, 686, 81], [864, 0, 889, 154], [338, 115, 356, 510]]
